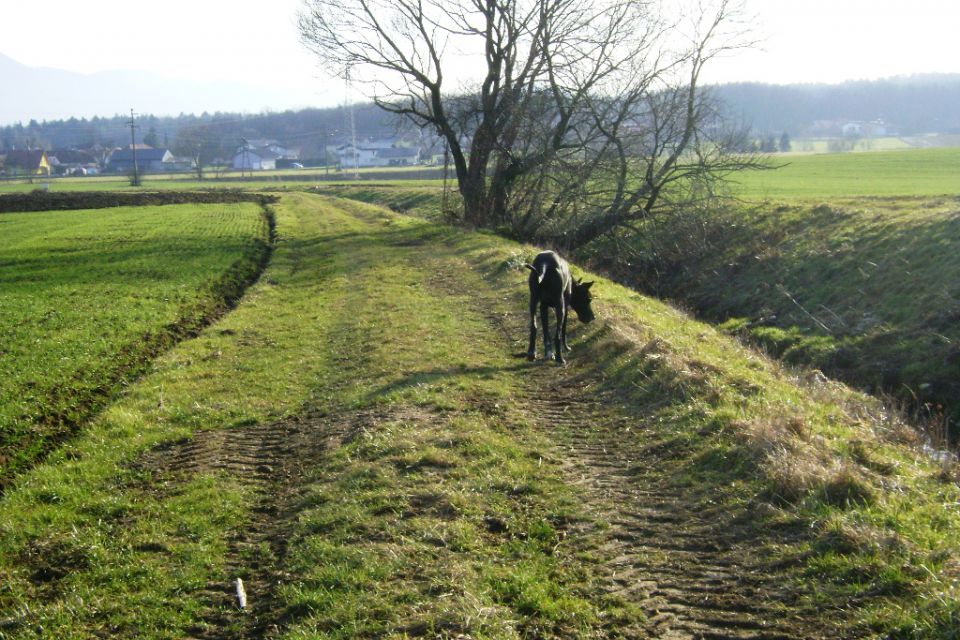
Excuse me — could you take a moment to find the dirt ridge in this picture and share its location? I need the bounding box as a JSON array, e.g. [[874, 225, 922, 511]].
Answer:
[[0, 190, 277, 214]]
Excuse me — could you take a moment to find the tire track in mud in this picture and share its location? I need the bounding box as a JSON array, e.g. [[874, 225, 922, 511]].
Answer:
[[519, 379, 818, 639], [134, 415, 345, 639]]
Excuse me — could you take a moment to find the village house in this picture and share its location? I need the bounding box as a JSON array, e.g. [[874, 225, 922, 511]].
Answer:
[[243, 139, 300, 160], [0, 150, 52, 176], [377, 146, 420, 166], [48, 149, 99, 176], [230, 139, 303, 171], [335, 139, 421, 168], [232, 147, 281, 171], [107, 147, 176, 173]]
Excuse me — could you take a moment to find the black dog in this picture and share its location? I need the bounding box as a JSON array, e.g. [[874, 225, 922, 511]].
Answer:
[[526, 251, 595, 364]]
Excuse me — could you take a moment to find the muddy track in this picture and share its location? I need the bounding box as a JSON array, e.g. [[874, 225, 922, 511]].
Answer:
[[135, 415, 344, 639]]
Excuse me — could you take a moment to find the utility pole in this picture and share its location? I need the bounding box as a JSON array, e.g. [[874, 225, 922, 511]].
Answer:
[[442, 140, 450, 216], [323, 128, 329, 178], [127, 109, 140, 186], [345, 69, 359, 179]]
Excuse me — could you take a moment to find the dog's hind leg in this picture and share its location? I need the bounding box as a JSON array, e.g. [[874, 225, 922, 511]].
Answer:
[[541, 302, 553, 361], [527, 297, 538, 361]]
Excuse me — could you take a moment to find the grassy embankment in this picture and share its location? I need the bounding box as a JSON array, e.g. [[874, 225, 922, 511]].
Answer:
[[686, 148, 960, 426], [0, 201, 272, 487], [657, 196, 960, 428], [0, 193, 957, 637]]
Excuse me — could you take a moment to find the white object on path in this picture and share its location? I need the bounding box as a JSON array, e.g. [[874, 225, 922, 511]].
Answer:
[[235, 578, 247, 610]]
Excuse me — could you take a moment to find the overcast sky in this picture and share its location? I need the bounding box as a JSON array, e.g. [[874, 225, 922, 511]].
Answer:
[[2, 0, 959, 113]]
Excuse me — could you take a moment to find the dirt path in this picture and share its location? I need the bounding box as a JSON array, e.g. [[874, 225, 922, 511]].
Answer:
[[427, 260, 831, 638], [127, 207, 831, 638]]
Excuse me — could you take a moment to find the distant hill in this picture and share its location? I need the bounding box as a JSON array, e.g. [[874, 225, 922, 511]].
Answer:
[[0, 52, 323, 125], [712, 75, 960, 136]]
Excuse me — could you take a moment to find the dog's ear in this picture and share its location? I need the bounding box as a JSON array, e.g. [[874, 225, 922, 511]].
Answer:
[[583, 281, 594, 289]]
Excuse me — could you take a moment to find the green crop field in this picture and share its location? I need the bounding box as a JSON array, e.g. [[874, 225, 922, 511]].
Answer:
[[0, 175, 446, 196], [732, 147, 960, 199], [0, 202, 271, 486]]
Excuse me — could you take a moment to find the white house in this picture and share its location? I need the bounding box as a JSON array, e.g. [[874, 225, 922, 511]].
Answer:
[[842, 120, 889, 138], [335, 143, 380, 168], [377, 147, 420, 166], [335, 140, 420, 168], [243, 139, 300, 159], [233, 147, 280, 171]]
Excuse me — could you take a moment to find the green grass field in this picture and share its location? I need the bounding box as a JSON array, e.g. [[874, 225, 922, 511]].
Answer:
[[2, 144, 956, 200], [732, 147, 960, 199], [0, 202, 271, 486], [0, 175, 447, 196]]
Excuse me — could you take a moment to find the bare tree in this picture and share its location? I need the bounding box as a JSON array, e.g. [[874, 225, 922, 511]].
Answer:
[[172, 124, 228, 181], [300, 0, 760, 247]]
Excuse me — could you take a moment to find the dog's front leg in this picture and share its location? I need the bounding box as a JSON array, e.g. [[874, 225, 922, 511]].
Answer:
[[561, 300, 571, 352], [554, 305, 566, 364]]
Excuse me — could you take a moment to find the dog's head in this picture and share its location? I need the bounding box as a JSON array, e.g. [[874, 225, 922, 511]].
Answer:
[[569, 278, 595, 323]]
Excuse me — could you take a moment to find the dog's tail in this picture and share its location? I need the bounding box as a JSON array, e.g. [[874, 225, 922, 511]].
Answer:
[[526, 263, 546, 284]]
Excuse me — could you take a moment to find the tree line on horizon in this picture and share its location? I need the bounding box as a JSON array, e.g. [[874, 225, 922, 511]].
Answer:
[[3, 73, 959, 161], [0, 103, 404, 163], [714, 74, 960, 136]]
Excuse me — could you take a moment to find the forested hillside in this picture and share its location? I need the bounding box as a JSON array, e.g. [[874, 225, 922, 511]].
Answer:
[[714, 74, 960, 135]]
